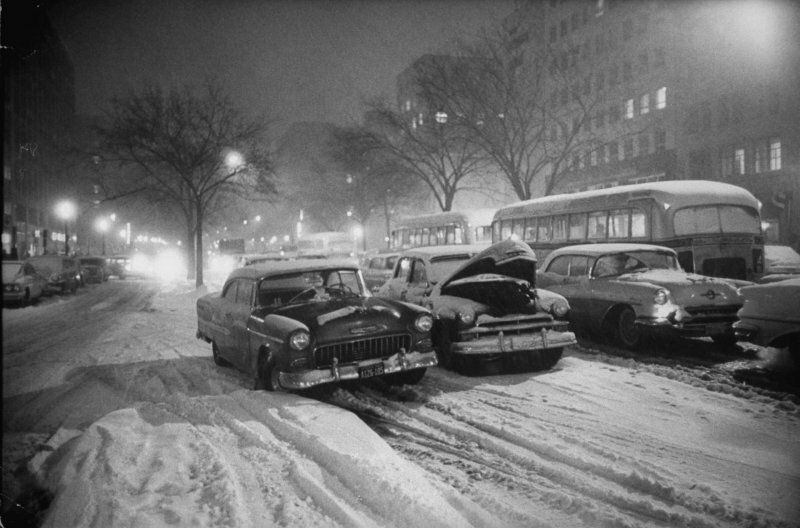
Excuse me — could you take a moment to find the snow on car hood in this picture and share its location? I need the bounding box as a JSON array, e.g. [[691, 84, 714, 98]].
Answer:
[[263, 296, 422, 341], [441, 239, 538, 289], [615, 269, 742, 304]]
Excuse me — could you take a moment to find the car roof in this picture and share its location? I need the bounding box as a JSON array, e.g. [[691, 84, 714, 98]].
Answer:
[[546, 243, 676, 258], [226, 258, 361, 281], [396, 244, 487, 259]]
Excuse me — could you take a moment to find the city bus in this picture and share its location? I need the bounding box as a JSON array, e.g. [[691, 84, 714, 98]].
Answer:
[[491, 180, 764, 281], [390, 209, 495, 250], [296, 231, 356, 259]]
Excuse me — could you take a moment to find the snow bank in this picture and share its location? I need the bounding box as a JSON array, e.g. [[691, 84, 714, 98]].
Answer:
[[36, 390, 483, 528]]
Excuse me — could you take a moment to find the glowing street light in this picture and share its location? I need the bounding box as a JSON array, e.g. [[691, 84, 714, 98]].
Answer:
[[225, 150, 244, 169], [55, 200, 76, 254]]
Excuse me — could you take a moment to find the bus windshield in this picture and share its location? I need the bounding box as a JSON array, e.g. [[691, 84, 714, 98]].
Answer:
[[673, 205, 760, 236]]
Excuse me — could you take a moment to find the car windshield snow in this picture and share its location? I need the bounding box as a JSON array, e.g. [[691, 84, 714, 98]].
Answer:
[[258, 269, 363, 306]]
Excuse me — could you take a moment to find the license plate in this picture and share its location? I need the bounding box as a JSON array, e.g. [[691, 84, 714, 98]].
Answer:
[[358, 363, 384, 379]]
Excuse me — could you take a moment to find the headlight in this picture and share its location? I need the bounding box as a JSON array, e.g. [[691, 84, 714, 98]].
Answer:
[[414, 313, 434, 333], [457, 308, 475, 327], [550, 299, 570, 318], [289, 330, 311, 350], [654, 289, 669, 305]]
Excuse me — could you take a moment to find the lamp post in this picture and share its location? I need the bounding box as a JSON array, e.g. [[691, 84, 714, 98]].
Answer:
[[55, 200, 76, 255]]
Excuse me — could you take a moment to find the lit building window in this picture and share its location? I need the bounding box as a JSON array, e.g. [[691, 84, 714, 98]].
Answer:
[[405, 100, 411, 112], [625, 98, 635, 119], [734, 147, 745, 175], [656, 87, 667, 109], [640, 93, 650, 114], [754, 141, 767, 173], [770, 138, 782, 170]]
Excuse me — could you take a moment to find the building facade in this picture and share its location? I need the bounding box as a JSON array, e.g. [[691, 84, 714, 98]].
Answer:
[[527, 0, 800, 245], [3, 3, 76, 258]]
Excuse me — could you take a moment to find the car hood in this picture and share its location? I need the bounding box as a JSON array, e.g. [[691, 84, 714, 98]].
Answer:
[[257, 296, 424, 342], [613, 269, 742, 305], [739, 277, 800, 321], [441, 239, 537, 289]]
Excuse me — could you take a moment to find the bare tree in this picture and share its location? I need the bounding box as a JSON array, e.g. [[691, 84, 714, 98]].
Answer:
[[96, 81, 276, 287], [366, 55, 491, 212], [424, 17, 606, 199]]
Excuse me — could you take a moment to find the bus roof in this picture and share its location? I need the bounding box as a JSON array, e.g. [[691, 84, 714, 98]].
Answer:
[[395, 208, 496, 229], [493, 180, 760, 220]]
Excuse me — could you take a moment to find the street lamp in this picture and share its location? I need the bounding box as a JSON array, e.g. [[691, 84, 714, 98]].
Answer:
[[55, 200, 76, 255], [96, 217, 110, 255]]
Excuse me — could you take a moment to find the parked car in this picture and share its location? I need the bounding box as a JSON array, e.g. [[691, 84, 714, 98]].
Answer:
[[196, 258, 437, 391], [78, 256, 110, 284], [362, 251, 400, 292], [759, 244, 800, 284], [25, 255, 80, 294], [537, 243, 744, 349], [2, 260, 48, 306], [734, 278, 800, 356], [376, 240, 576, 374]]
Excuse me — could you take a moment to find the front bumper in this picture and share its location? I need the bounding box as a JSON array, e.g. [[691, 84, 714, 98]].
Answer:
[[450, 328, 577, 357], [278, 349, 438, 390], [637, 317, 736, 338]]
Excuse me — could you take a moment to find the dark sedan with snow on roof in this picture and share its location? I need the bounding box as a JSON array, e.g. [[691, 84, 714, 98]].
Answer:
[[537, 244, 745, 349], [377, 241, 576, 375], [196, 259, 436, 391]]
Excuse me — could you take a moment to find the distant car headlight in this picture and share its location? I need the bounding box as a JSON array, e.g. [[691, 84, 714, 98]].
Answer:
[[289, 330, 311, 351], [457, 308, 475, 327], [414, 313, 434, 333], [654, 289, 669, 305], [49, 273, 59, 282], [550, 299, 570, 318]]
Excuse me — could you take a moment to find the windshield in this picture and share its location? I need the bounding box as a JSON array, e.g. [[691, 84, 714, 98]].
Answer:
[[428, 255, 472, 284], [257, 268, 364, 306], [2, 263, 23, 282], [674, 205, 761, 235], [593, 251, 679, 278]]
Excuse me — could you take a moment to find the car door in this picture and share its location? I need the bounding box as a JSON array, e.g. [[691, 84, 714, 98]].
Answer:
[[216, 280, 239, 360], [380, 256, 413, 300], [230, 279, 256, 369], [401, 257, 431, 305], [540, 255, 592, 330]]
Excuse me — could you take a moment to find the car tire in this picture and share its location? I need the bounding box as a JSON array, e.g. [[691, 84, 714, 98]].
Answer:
[[212, 342, 230, 367], [434, 327, 453, 369], [383, 368, 426, 386], [614, 306, 642, 349], [254, 353, 283, 392]]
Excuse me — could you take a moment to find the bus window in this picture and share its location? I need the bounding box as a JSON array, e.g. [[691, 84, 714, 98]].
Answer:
[[631, 209, 647, 237], [434, 226, 446, 245], [552, 215, 569, 241], [569, 213, 587, 240], [500, 220, 512, 240], [474, 226, 492, 243], [538, 217, 552, 241], [608, 209, 629, 238], [674, 206, 718, 235], [524, 217, 537, 241], [512, 219, 525, 238], [454, 226, 465, 244], [587, 211, 608, 239], [422, 227, 431, 246], [718, 206, 760, 234]]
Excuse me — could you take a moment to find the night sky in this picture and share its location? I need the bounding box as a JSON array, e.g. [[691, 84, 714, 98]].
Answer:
[[47, 0, 514, 128]]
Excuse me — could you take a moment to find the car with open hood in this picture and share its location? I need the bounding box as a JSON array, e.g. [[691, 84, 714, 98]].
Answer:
[[537, 243, 745, 349], [196, 258, 436, 391], [376, 240, 576, 375]]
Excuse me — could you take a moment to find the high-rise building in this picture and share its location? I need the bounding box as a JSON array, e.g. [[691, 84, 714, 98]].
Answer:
[[3, 2, 76, 258], [520, 0, 799, 244]]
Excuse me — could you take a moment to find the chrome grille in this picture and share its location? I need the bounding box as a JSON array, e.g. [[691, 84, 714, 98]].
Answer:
[[684, 305, 740, 322], [314, 334, 411, 367]]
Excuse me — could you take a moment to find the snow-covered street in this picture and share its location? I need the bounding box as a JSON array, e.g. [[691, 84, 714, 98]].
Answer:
[[3, 279, 799, 527]]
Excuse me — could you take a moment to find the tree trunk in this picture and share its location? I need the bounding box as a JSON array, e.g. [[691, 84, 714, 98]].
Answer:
[[194, 204, 204, 288]]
